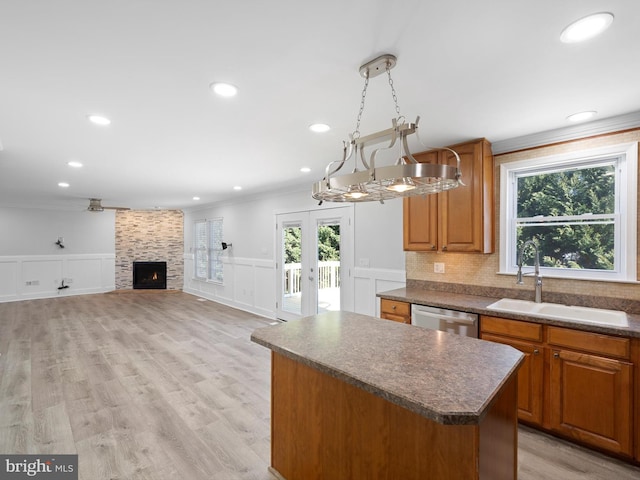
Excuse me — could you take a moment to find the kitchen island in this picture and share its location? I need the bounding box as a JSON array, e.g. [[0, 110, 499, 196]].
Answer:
[[251, 311, 524, 480]]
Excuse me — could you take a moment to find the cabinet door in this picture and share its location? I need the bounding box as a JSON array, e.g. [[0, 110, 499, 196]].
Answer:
[[439, 140, 493, 253], [403, 151, 439, 251], [481, 334, 544, 426], [549, 348, 633, 456]]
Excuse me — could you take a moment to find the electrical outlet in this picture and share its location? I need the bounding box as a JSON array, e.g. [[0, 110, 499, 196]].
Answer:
[[25, 280, 40, 286], [358, 258, 370, 267], [434, 262, 445, 274]]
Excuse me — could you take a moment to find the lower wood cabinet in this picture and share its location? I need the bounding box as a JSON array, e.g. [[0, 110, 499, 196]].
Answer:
[[480, 316, 544, 426], [380, 299, 411, 324], [547, 326, 633, 457], [481, 315, 636, 459]]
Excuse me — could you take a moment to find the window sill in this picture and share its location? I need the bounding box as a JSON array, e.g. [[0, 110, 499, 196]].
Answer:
[[496, 271, 640, 285]]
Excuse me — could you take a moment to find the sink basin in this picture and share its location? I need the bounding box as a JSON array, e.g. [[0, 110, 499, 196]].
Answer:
[[486, 298, 628, 327]]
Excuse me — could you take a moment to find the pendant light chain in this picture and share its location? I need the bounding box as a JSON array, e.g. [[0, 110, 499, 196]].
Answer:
[[386, 65, 403, 123], [353, 75, 369, 140]]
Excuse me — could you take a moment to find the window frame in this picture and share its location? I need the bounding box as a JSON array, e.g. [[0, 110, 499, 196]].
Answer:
[[499, 142, 637, 282], [193, 217, 224, 284]]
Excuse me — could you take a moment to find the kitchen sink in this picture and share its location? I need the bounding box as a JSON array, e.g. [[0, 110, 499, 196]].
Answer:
[[486, 298, 629, 327]]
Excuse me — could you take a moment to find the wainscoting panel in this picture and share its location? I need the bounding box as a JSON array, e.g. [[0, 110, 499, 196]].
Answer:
[[353, 267, 406, 317], [185, 256, 404, 320], [0, 254, 116, 302], [0, 261, 19, 300], [183, 254, 275, 318]]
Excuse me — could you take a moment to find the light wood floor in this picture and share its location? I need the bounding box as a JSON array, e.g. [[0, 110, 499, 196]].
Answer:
[[1, 292, 639, 480]]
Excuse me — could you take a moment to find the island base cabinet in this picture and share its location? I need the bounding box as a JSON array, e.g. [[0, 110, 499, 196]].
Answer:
[[270, 352, 518, 480], [548, 348, 633, 457]]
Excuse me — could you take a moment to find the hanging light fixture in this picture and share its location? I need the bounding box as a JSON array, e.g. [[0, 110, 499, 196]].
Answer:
[[312, 54, 463, 203]]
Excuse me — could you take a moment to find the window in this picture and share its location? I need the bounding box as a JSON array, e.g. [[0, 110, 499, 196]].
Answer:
[[194, 218, 224, 283], [500, 142, 637, 282]]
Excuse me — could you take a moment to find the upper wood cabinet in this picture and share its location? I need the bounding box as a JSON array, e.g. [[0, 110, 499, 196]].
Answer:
[[403, 138, 494, 253]]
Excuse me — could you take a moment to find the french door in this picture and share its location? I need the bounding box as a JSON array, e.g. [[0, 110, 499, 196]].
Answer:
[[276, 206, 353, 321]]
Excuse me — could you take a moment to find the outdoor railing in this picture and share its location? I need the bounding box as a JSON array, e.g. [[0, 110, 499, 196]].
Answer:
[[284, 261, 340, 295]]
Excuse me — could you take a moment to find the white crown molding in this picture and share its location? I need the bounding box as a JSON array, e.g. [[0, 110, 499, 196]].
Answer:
[[492, 111, 640, 155]]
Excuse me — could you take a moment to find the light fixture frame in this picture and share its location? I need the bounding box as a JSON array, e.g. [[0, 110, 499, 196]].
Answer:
[[312, 54, 462, 203]]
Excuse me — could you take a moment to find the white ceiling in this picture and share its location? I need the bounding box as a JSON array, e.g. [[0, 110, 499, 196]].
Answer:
[[1, 0, 639, 211]]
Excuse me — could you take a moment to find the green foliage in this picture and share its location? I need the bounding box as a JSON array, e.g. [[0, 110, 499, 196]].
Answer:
[[284, 227, 301, 263], [317, 225, 340, 261], [283, 225, 340, 264], [516, 165, 615, 270]]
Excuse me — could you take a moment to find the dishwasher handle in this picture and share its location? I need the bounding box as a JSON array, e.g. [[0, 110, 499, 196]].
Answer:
[[414, 311, 477, 325]]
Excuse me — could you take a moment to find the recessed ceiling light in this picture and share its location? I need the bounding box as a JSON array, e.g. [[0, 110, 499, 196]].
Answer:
[[300, 167, 311, 173], [87, 114, 111, 126], [560, 12, 614, 43], [233, 186, 242, 191], [192, 196, 200, 201], [309, 123, 331, 133], [67, 161, 83, 168], [210, 82, 238, 98], [58, 182, 70, 188], [567, 111, 597, 122]]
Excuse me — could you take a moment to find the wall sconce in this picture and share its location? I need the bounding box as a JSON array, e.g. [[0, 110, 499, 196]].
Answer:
[[221, 242, 232, 250], [55, 237, 65, 248]]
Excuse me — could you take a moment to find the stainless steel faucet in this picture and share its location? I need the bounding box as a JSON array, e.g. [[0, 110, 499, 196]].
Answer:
[[516, 240, 542, 303]]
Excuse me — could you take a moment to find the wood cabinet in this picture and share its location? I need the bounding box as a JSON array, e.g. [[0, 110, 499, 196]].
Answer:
[[480, 316, 544, 426], [403, 138, 494, 253], [547, 326, 633, 457], [380, 298, 411, 324], [481, 315, 636, 458]]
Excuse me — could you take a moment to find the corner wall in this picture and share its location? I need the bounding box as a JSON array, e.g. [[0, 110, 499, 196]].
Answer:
[[0, 206, 116, 302]]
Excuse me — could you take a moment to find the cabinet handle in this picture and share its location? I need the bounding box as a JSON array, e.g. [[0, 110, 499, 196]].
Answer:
[[533, 349, 539, 355], [442, 245, 447, 251], [553, 352, 559, 359], [392, 305, 396, 310], [431, 245, 436, 250]]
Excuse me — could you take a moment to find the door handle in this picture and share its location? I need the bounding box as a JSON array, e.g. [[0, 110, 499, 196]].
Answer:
[[308, 276, 314, 281]]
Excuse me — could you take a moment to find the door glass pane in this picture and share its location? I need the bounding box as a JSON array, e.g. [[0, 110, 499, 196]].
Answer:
[[282, 224, 302, 316], [317, 222, 340, 313]]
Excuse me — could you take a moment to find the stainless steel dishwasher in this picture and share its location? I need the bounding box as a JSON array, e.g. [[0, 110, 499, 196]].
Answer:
[[411, 304, 478, 338]]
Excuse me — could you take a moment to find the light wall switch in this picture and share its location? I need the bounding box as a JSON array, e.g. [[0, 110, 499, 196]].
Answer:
[[434, 262, 445, 274]]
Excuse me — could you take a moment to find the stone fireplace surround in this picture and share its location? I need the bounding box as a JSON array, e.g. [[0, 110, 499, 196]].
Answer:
[[115, 210, 184, 290]]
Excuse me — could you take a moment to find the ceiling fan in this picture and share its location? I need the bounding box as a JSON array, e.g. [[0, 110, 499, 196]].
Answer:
[[87, 198, 130, 212]]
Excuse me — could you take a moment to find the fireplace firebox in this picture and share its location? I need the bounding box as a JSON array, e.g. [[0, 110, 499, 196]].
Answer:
[[133, 261, 167, 289]]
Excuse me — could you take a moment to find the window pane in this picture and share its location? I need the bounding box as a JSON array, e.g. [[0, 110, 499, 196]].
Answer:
[[516, 223, 615, 271], [517, 164, 615, 218], [209, 218, 224, 283], [194, 221, 207, 278]]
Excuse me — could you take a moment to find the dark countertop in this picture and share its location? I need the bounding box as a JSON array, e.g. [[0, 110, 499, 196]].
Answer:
[[251, 311, 523, 426], [378, 287, 640, 338]]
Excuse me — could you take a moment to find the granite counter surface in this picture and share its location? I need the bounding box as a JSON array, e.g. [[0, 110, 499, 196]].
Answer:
[[378, 287, 640, 338], [251, 311, 523, 425]]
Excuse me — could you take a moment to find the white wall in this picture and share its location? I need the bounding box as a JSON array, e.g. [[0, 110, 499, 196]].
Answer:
[[183, 187, 406, 318], [0, 207, 116, 301]]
